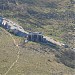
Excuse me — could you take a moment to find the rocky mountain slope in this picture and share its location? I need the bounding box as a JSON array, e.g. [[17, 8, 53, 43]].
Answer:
[[0, 0, 75, 75], [0, 0, 75, 47]]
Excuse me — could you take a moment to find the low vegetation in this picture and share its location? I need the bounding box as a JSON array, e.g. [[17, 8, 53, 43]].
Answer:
[[0, 27, 75, 75], [0, 0, 75, 75]]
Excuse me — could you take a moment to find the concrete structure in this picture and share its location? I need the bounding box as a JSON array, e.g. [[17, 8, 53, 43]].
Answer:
[[0, 17, 28, 37], [0, 17, 65, 46], [44, 36, 65, 46], [27, 32, 43, 42]]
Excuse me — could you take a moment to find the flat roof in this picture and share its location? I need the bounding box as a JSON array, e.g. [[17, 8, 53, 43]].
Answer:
[[2, 18, 29, 34], [29, 32, 42, 35]]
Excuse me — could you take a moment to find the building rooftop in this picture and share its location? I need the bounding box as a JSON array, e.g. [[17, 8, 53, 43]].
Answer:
[[29, 32, 42, 35], [2, 18, 29, 34]]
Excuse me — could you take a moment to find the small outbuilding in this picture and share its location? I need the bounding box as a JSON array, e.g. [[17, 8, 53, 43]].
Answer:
[[27, 32, 43, 42]]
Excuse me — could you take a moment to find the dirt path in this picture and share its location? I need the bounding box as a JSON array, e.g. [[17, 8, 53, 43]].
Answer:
[[1, 28, 20, 75]]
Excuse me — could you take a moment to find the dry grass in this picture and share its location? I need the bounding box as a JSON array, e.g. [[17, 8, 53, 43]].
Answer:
[[0, 27, 75, 75]]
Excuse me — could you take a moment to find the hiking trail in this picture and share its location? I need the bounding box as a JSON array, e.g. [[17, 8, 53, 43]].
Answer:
[[1, 28, 21, 75]]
